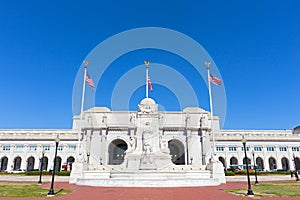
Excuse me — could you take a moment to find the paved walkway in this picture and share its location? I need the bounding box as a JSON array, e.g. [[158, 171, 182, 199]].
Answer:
[[0, 175, 299, 200]]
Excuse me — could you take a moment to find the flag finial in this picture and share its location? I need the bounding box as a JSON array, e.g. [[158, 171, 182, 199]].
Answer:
[[144, 61, 150, 68], [205, 61, 211, 69], [84, 60, 89, 68]]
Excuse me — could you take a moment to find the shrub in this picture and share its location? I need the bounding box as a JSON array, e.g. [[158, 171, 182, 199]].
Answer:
[[232, 170, 291, 176], [234, 170, 246, 175], [25, 171, 50, 175], [56, 171, 71, 176], [225, 171, 235, 176], [25, 170, 70, 176]]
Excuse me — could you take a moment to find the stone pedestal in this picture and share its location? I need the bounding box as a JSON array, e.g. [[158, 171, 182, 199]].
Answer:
[[206, 160, 226, 183], [69, 161, 88, 184], [125, 153, 141, 169], [139, 153, 157, 170]]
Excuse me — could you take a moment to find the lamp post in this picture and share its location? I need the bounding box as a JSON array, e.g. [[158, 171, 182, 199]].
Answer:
[[252, 150, 259, 184], [242, 137, 254, 196], [38, 149, 45, 184], [293, 153, 299, 181], [48, 135, 60, 196]]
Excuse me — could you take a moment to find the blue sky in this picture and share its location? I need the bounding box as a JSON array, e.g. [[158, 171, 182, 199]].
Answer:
[[0, 1, 299, 130]]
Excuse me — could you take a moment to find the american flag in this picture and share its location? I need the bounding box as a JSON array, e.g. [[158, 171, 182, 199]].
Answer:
[[148, 75, 153, 91], [85, 73, 95, 88], [209, 74, 222, 86]]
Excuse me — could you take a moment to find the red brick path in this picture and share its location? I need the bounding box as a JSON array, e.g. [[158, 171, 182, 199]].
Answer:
[[1, 181, 299, 200]]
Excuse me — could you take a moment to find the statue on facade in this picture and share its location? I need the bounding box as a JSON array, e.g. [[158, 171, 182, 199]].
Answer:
[[77, 143, 87, 163], [126, 136, 136, 153], [160, 139, 170, 154], [139, 142, 156, 169], [130, 113, 136, 124]]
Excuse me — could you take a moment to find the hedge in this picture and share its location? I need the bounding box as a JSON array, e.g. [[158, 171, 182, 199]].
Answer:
[[24, 171, 71, 176], [225, 170, 291, 176]]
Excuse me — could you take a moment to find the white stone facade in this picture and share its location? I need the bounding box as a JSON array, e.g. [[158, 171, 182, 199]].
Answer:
[[215, 129, 300, 171], [72, 100, 216, 169], [0, 99, 299, 186], [0, 130, 78, 172], [69, 98, 225, 186]]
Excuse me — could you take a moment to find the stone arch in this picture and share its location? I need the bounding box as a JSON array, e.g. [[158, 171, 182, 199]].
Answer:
[[256, 157, 264, 171], [42, 156, 48, 171], [294, 157, 300, 170], [230, 157, 238, 165], [13, 156, 22, 170], [243, 157, 251, 170], [0, 156, 8, 171], [281, 157, 289, 171], [54, 156, 62, 172], [108, 139, 128, 165], [243, 157, 251, 165], [218, 156, 226, 169], [269, 157, 277, 171], [67, 156, 75, 170], [26, 156, 35, 171], [168, 139, 185, 165], [67, 156, 75, 164]]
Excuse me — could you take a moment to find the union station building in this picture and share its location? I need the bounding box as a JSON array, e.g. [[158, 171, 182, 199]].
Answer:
[[1, 99, 299, 175]]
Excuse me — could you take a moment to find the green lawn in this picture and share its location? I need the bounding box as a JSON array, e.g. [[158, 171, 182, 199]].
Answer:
[[227, 182, 300, 197], [0, 182, 72, 198]]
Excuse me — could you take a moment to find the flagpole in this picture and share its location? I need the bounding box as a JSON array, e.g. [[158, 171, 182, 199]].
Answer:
[[78, 61, 88, 157], [80, 60, 88, 122], [145, 61, 150, 98], [205, 61, 216, 156]]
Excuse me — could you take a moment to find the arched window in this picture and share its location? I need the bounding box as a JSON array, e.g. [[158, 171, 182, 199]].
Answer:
[[294, 157, 300, 170], [67, 156, 75, 164], [281, 157, 289, 171], [54, 156, 62, 172], [42, 157, 48, 171], [66, 156, 75, 171], [67, 156, 75, 165], [27, 156, 35, 171], [269, 157, 277, 171], [230, 157, 238, 165], [168, 139, 185, 165], [108, 139, 128, 165], [256, 157, 264, 171], [0, 156, 8, 171], [218, 156, 226, 169], [13, 156, 22, 170], [243, 157, 251, 170]]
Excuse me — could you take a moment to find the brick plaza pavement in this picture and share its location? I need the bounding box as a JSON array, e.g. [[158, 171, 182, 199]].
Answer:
[[0, 175, 299, 200]]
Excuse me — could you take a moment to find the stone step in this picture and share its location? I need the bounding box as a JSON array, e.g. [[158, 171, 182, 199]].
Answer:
[[76, 170, 219, 187], [76, 177, 220, 187]]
